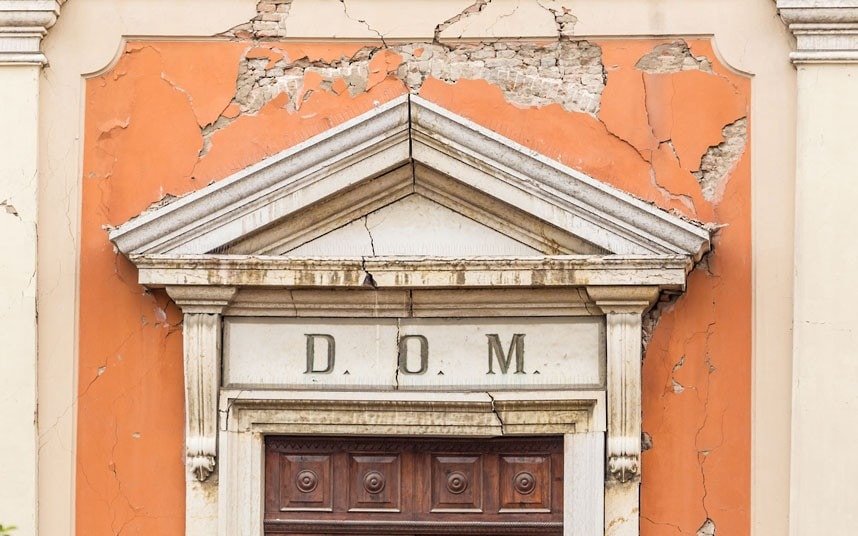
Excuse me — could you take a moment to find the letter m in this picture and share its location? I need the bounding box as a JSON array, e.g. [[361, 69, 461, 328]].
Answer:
[[486, 334, 525, 374]]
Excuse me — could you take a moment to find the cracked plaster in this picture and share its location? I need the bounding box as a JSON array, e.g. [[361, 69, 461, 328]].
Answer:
[[221, 40, 604, 124], [76, 9, 751, 532]]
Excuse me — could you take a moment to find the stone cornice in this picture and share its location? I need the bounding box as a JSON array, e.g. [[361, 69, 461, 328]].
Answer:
[[778, 1, 858, 63], [0, 0, 61, 65]]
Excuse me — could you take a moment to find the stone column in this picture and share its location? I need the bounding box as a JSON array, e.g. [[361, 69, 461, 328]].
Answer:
[[0, 2, 60, 534], [166, 286, 236, 536], [588, 286, 658, 536], [777, 2, 858, 534]]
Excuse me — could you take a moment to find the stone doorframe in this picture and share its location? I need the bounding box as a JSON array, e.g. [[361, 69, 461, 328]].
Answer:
[[165, 281, 665, 536], [108, 95, 711, 535], [220, 390, 603, 535]]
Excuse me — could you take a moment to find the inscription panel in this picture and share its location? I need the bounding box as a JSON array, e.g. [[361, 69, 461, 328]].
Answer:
[[224, 317, 605, 390]]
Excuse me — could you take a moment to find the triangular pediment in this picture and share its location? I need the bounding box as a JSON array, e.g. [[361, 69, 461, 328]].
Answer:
[[109, 95, 709, 262]]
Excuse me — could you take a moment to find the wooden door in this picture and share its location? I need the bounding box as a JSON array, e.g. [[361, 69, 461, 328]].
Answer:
[[264, 436, 564, 535]]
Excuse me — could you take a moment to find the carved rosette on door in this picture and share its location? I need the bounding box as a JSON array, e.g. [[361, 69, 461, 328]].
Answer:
[[264, 436, 564, 535]]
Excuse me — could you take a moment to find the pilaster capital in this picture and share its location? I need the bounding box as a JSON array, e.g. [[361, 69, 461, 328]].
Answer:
[[166, 286, 237, 314], [778, 0, 858, 64], [586, 286, 659, 315], [0, 0, 61, 65]]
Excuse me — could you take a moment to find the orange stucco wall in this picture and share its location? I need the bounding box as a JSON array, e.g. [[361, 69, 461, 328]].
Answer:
[[79, 39, 750, 535]]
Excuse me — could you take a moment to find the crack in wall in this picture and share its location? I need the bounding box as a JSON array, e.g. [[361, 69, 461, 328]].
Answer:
[[433, 0, 493, 43], [649, 168, 698, 217], [362, 215, 377, 256], [360, 256, 378, 288], [535, 0, 577, 39], [670, 354, 686, 394], [394, 318, 401, 390], [339, 0, 387, 46], [485, 391, 505, 434], [484, 1, 520, 36], [641, 516, 683, 534]]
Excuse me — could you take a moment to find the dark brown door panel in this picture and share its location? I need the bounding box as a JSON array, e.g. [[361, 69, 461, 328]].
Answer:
[[265, 436, 564, 536]]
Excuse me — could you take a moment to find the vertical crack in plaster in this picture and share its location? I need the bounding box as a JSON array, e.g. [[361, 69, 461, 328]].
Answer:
[[362, 215, 376, 256], [339, 0, 387, 46], [694, 312, 719, 532], [485, 391, 505, 434], [692, 118, 748, 203], [394, 318, 401, 390], [361, 217, 378, 287], [360, 257, 378, 289], [287, 289, 298, 318], [108, 420, 140, 536], [670, 355, 686, 394], [433, 0, 493, 43]]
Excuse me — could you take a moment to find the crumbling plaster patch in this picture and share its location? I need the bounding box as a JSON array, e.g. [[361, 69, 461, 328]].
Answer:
[[693, 118, 748, 203], [222, 41, 604, 119], [636, 41, 713, 74]]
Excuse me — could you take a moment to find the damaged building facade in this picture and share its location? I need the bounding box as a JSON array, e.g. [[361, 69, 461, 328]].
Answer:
[[0, 0, 852, 535]]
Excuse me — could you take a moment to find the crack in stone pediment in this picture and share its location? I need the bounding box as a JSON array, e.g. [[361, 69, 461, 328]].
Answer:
[[109, 94, 710, 262]]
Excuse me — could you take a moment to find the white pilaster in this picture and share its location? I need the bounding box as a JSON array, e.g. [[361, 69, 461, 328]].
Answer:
[[589, 286, 658, 536], [167, 286, 237, 481], [167, 286, 236, 536], [778, 2, 858, 535], [0, 2, 60, 534]]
